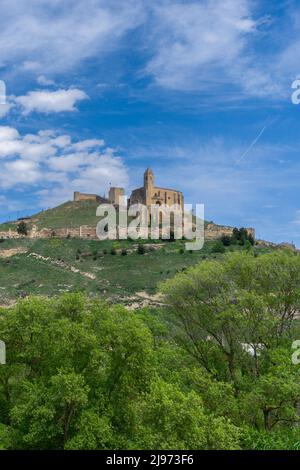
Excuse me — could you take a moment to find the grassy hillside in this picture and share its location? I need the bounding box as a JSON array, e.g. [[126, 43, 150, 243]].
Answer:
[[0, 199, 210, 232], [0, 200, 266, 307], [0, 236, 274, 306], [0, 200, 102, 231]]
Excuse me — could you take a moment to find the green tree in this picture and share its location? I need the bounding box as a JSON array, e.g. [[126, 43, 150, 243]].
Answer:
[[17, 221, 28, 236], [160, 251, 300, 433]]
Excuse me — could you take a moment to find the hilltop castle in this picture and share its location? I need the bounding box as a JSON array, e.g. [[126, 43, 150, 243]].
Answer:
[[73, 168, 184, 209], [0, 167, 256, 241]]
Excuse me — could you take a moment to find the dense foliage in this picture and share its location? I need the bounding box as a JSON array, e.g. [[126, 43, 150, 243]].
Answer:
[[0, 250, 300, 449], [221, 227, 255, 247]]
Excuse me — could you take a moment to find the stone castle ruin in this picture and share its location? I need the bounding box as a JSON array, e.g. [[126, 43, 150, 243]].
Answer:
[[73, 168, 183, 210], [0, 168, 255, 242]]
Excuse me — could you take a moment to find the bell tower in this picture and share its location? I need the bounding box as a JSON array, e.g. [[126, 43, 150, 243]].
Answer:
[[144, 168, 154, 189], [144, 168, 154, 207]]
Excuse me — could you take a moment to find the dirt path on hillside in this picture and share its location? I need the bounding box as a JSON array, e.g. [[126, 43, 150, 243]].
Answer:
[[124, 291, 166, 310], [27, 252, 96, 280], [0, 248, 28, 258]]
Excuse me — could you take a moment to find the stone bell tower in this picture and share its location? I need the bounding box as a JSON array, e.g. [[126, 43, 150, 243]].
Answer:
[[144, 168, 154, 207]]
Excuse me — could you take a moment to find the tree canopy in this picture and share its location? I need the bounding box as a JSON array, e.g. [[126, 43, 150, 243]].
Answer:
[[1, 250, 300, 449]]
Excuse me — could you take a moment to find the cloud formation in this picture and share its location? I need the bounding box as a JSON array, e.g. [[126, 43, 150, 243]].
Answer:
[[146, 0, 256, 90], [14, 88, 88, 115], [0, 126, 128, 207], [0, 0, 297, 100], [0, 0, 144, 74]]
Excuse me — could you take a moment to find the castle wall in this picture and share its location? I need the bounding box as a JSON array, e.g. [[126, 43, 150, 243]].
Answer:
[[73, 191, 102, 202], [0, 223, 255, 242], [0, 230, 21, 239]]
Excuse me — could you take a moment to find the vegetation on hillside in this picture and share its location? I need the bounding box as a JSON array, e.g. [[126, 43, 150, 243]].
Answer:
[[0, 250, 300, 449], [0, 238, 272, 305]]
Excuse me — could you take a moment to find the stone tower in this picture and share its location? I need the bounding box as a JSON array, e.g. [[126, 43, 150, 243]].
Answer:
[[108, 187, 125, 205], [144, 168, 154, 207]]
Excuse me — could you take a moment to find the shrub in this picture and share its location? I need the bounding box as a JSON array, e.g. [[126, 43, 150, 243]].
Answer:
[[211, 240, 226, 254], [248, 233, 255, 246], [221, 235, 232, 246], [17, 221, 28, 236], [244, 240, 253, 252], [137, 244, 146, 255]]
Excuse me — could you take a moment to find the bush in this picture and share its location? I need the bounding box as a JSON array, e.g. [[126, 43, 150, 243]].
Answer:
[[221, 235, 231, 246], [137, 244, 146, 255], [211, 240, 226, 254], [248, 233, 255, 246], [17, 221, 28, 236], [244, 240, 252, 252]]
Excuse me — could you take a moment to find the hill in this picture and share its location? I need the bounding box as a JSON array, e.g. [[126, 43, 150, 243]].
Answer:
[[0, 199, 211, 233], [0, 200, 267, 307], [0, 199, 101, 232], [0, 235, 274, 307]]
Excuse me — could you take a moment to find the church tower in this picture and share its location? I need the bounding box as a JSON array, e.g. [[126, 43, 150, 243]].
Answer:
[[144, 168, 154, 207]]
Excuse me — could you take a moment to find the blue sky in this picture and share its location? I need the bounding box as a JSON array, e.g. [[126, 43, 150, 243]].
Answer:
[[1, 0, 300, 244]]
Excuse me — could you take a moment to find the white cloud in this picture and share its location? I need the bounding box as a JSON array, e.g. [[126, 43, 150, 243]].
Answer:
[[15, 88, 88, 115], [71, 139, 105, 151], [0, 126, 128, 207], [0, 0, 296, 101], [0, 101, 13, 118], [0, 126, 19, 141], [37, 75, 56, 86], [0, 0, 144, 74], [140, 0, 297, 99], [144, 0, 269, 96]]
